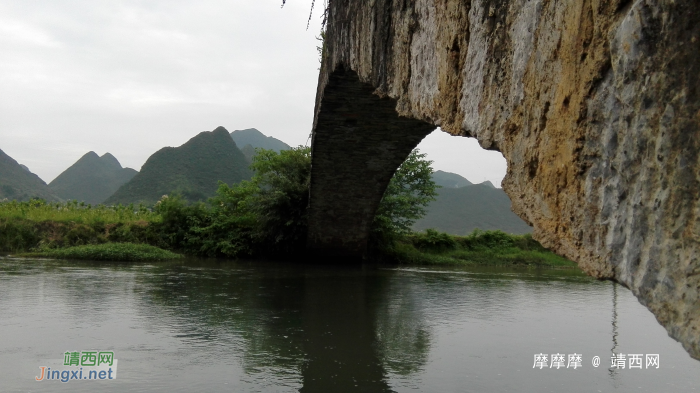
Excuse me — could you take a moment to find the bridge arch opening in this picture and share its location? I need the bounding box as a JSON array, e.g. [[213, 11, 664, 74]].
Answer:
[[417, 128, 507, 189], [306, 68, 434, 259], [306, 67, 515, 259]]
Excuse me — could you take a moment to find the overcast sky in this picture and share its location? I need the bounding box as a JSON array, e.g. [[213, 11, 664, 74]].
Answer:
[[0, 0, 507, 186]]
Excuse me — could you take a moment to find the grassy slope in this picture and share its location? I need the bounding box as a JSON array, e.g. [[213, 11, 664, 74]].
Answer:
[[385, 230, 576, 268], [0, 149, 59, 202], [105, 127, 253, 206], [49, 152, 137, 205], [20, 243, 182, 261], [413, 184, 533, 235]]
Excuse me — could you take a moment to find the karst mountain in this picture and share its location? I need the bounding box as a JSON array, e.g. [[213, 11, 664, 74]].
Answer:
[[49, 152, 137, 205], [230, 128, 291, 163], [105, 127, 252, 205], [415, 171, 532, 235], [0, 149, 59, 202]]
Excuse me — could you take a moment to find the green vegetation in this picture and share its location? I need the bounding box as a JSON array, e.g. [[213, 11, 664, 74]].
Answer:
[[0, 147, 311, 259], [0, 199, 157, 224], [385, 229, 576, 267], [370, 150, 439, 251], [49, 151, 137, 205], [150, 146, 312, 258], [21, 243, 182, 261], [105, 127, 252, 206], [0, 148, 59, 202], [0, 199, 160, 254], [0, 146, 573, 268]]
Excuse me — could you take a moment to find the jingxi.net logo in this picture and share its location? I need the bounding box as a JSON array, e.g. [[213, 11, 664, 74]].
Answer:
[[35, 350, 118, 382]]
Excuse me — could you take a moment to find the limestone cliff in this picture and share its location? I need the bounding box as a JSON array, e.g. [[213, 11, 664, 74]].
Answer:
[[314, 0, 700, 359]]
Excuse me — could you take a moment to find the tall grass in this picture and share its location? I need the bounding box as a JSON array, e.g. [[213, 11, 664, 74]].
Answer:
[[0, 199, 163, 253], [0, 199, 159, 225]]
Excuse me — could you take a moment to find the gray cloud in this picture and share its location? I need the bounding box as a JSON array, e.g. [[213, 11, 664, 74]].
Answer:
[[0, 0, 505, 186]]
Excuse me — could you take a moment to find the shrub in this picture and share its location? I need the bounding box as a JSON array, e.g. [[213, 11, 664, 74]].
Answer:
[[0, 218, 39, 252], [152, 194, 211, 253], [459, 229, 516, 250], [410, 229, 457, 252]]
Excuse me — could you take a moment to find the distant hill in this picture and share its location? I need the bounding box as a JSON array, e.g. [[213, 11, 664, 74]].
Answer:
[[240, 144, 256, 163], [477, 180, 496, 188], [0, 149, 59, 202], [432, 170, 472, 188], [105, 127, 253, 206], [413, 183, 532, 235], [48, 152, 137, 205], [230, 128, 291, 152]]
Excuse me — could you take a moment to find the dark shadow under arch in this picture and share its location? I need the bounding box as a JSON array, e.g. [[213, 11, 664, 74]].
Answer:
[[307, 67, 434, 259]]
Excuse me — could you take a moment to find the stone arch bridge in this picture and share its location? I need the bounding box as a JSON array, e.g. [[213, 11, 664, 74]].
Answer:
[[305, 0, 700, 360]]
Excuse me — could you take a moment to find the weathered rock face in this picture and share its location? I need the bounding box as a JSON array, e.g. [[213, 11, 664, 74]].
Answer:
[[309, 0, 700, 359]]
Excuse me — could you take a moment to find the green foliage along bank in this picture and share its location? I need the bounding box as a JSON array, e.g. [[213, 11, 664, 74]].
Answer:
[[0, 146, 576, 268], [21, 243, 182, 261], [0, 199, 158, 224], [385, 229, 577, 267], [0, 147, 313, 259], [0, 199, 161, 253], [371, 150, 438, 239], [149, 146, 313, 258]]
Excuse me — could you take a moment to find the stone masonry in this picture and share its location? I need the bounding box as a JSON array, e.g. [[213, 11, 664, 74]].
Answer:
[[307, 0, 700, 359]]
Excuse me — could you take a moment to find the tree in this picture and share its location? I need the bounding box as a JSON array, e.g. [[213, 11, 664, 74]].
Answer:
[[159, 146, 433, 258], [208, 146, 311, 256], [371, 149, 438, 247]]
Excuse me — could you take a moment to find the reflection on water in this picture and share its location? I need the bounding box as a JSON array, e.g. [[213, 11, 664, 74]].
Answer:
[[0, 258, 697, 392], [610, 282, 620, 380]]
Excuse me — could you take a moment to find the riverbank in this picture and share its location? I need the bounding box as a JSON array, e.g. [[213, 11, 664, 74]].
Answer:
[[382, 229, 577, 268], [18, 243, 182, 261], [0, 200, 161, 252], [1, 200, 575, 267]]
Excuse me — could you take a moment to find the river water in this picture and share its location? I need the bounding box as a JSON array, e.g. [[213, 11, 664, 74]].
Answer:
[[0, 258, 697, 392]]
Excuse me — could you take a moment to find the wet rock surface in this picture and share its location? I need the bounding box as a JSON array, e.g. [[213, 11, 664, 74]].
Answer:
[[309, 0, 700, 359]]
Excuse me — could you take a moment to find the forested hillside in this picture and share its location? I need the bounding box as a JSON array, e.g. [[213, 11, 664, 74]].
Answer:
[[414, 183, 532, 235], [105, 127, 252, 205], [49, 152, 137, 205], [230, 128, 291, 152], [0, 149, 59, 202]]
